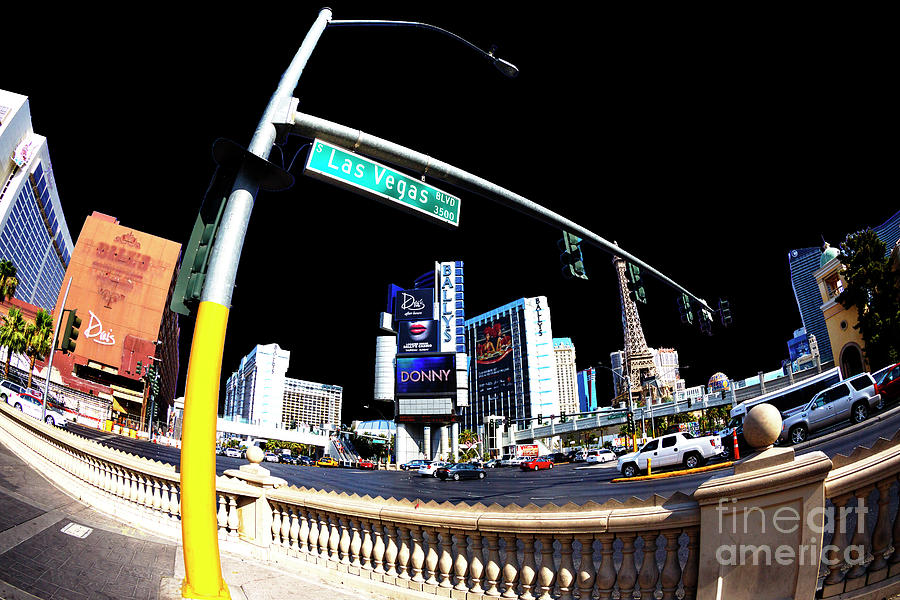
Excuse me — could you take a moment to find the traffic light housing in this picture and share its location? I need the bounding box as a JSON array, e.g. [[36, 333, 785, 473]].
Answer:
[[677, 294, 693, 325], [59, 309, 81, 353], [699, 308, 715, 336], [558, 232, 588, 280], [136, 360, 143, 376], [626, 411, 635, 435], [718, 298, 733, 327], [626, 263, 647, 304]]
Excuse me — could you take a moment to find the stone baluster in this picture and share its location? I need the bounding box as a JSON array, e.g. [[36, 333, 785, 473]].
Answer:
[[151, 478, 163, 517], [319, 512, 332, 560], [576, 534, 596, 600], [271, 503, 283, 546], [846, 486, 874, 581], [519, 534, 537, 600], [616, 532, 638, 600], [297, 507, 310, 554], [308, 511, 321, 557], [868, 478, 893, 574], [638, 531, 660, 600], [596, 532, 616, 599], [536, 534, 556, 600], [410, 525, 426, 583], [280, 504, 292, 549], [556, 535, 575, 600], [289, 506, 300, 552], [890, 475, 900, 567], [384, 523, 399, 576], [437, 530, 453, 589], [372, 521, 386, 574], [469, 532, 486, 594], [501, 533, 520, 599], [397, 525, 411, 580], [452, 530, 470, 592], [349, 518, 362, 567], [217, 495, 228, 540], [681, 527, 699, 600], [824, 493, 854, 587], [424, 528, 439, 585], [484, 532, 502, 596], [339, 516, 352, 564], [659, 530, 682, 600], [360, 518, 374, 569]]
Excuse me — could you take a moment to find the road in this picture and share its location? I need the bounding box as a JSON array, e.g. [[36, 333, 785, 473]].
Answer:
[[63, 407, 900, 506]]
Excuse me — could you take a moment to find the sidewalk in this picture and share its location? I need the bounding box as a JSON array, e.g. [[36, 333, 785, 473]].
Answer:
[[0, 439, 379, 600]]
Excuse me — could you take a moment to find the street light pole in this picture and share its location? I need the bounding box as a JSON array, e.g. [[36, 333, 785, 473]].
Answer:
[[179, 9, 515, 599], [595, 363, 637, 452]]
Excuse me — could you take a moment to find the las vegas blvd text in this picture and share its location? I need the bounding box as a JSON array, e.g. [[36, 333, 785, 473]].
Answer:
[[305, 140, 459, 226]]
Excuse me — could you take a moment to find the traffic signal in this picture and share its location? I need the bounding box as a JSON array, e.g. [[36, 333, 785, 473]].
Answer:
[[136, 360, 143, 376], [677, 294, 693, 325], [558, 232, 588, 280], [718, 298, 733, 327], [59, 310, 82, 353], [626, 411, 635, 435], [626, 263, 647, 304], [699, 308, 715, 336]]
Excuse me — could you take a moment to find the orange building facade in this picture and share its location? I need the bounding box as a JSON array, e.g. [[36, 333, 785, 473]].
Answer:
[[47, 212, 181, 427]]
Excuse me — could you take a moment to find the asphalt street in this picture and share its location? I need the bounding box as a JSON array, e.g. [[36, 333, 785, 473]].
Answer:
[[63, 405, 900, 506]]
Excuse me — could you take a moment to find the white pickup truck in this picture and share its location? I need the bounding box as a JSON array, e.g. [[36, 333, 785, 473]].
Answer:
[[617, 432, 724, 477]]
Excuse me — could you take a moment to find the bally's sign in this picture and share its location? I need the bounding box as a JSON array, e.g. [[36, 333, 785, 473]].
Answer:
[[396, 354, 456, 397]]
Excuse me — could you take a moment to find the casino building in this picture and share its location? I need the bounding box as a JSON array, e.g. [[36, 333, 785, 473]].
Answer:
[[460, 297, 561, 444]]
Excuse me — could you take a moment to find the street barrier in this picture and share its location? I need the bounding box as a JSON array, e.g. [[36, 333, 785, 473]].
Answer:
[[2, 400, 898, 600]]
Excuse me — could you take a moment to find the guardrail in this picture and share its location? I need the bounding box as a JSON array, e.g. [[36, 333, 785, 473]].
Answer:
[[1, 400, 898, 600]]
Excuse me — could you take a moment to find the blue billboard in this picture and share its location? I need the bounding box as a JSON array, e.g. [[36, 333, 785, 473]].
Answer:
[[396, 354, 456, 397]]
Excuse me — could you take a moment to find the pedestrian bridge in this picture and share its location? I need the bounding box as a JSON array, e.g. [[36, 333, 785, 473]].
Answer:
[[216, 417, 331, 448], [2, 399, 898, 600]]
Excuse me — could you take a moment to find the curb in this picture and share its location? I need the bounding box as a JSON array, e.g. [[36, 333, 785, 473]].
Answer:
[[610, 461, 734, 483]]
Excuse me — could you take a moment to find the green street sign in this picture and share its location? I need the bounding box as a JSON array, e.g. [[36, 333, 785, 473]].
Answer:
[[304, 139, 461, 228], [607, 413, 625, 421]]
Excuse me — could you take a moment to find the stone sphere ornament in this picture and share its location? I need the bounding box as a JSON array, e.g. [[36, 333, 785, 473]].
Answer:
[[246, 445, 265, 464], [743, 403, 782, 449]]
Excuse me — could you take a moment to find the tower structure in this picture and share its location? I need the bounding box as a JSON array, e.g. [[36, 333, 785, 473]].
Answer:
[[614, 256, 658, 404]]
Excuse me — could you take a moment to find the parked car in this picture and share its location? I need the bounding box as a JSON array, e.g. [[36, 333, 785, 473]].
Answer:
[[418, 461, 450, 477], [224, 447, 243, 458], [400, 459, 430, 471], [297, 455, 314, 466], [8, 392, 68, 426], [501, 455, 528, 467], [779, 372, 882, 444], [520, 456, 553, 471], [436, 463, 486, 480], [357, 459, 377, 470], [316, 456, 338, 467], [0, 380, 30, 404], [264, 452, 280, 462], [546, 452, 569, 464], [874, 362, 900, 407], [482, 459, 500, 468], [585, 449, 617, 464], [617, 432, 724, 477]]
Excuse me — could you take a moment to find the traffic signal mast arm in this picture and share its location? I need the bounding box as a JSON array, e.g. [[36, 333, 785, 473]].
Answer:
[[283, 110, 716, 313]]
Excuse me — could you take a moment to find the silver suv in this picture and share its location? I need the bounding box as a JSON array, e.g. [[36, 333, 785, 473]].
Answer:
[[779, 373, 881, 444]]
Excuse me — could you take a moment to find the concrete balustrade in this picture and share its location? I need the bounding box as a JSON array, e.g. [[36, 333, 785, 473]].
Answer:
[[2, 400, 900, 600]]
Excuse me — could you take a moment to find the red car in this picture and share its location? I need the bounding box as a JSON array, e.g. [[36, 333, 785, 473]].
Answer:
[[357, 459, 377, 470], [520, 456, 553, 471], [874, 362, 900, 406]]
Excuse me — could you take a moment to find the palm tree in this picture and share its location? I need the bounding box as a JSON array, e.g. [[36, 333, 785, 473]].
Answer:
[[25, 309, 54, 388], [0, 307, 28, 377], [0, 259, 19, 302]]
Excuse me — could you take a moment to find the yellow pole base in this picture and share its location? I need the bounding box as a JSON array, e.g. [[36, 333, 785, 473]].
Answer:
[[180, 301, 231, 600]]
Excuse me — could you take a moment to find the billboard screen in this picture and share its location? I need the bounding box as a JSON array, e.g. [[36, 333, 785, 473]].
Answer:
[[397, 320, 438, 353], [394, 289, 434, 321], [396, 354, 456, 397], [473, 313, 517, 398]]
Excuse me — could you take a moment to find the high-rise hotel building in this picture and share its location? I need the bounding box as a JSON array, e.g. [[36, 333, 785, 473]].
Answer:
[[0, 90, 74, 310], [223, 343, 342, 429], [553, 337, 579, 417]]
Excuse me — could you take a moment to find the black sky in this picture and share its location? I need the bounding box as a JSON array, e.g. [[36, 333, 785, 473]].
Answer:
[[2, 5, 895, 422]]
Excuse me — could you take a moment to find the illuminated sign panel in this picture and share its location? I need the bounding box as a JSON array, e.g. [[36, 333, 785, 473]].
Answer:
[[397, 320, 438, 353], [396, 354, 456, 397], [394, 289, 433, 321]]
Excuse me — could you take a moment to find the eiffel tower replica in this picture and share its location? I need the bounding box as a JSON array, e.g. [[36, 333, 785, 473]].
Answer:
[[614, 255, 659, 406]]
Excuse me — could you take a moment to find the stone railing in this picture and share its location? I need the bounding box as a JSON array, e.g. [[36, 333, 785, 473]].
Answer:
[[2, 400, 899, 600]]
